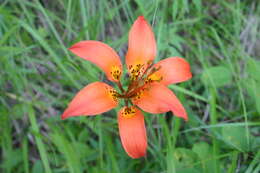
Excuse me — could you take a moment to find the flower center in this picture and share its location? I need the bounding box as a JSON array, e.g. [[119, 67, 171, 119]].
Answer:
[[121, 106, 136, 118], [131, 88, 147, 102], [115, 61, 161, 106]]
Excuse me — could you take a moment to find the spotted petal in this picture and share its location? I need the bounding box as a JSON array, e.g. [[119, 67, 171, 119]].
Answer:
[[126, 16, 156, 79], [69, 41, 122, 82], [150, 57, 192, 85], [132, 83, 187, 120], [118, 106, 147, 158], [62, 82, 118, 119]]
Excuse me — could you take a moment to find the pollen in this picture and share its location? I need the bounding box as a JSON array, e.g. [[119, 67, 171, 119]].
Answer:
[[106, 87, 119, 102], [121, 106, 136, 118], [110, 65, 122, 81]]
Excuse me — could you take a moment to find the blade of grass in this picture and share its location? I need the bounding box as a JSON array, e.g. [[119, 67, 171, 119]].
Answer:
[[51, 132, 82, 173], [22, 138, 29, 173], [245, 150, 260, 173], [209, 88, 220, 173], [227, 151, 238, 173], [32, 0, 71, 59], [27, 105, 52, 173], [18, 20, 80, 88], [79, 0, 89, 39]]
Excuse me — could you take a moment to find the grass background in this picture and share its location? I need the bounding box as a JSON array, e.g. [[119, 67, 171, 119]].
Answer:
[[1, 0, 260, 172]]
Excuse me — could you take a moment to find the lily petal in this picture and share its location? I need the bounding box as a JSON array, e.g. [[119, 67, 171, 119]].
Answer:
[[150, 57, 192, 85], [69, 41, 122, 82], [118, 106, 147, 158], [126, 16, 156, 79], [62, 82, 118, 119], [132, 83, 187, 120]]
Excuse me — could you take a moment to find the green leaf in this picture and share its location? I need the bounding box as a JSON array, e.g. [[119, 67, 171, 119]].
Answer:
[[192, 142, 211, 158], [173, 148, 201, 172], [244, 79, 260, 113], [192, 142, 215, 172], [245, 58, 260, 113], [201, 66, 232, 87], [246, 58, 260, 82], [221, 126, 253, 152], [32, 160, 44, 173], [2, 149, 23, 171]]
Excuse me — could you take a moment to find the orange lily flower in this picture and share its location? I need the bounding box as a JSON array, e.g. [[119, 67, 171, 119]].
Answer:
[[62, 16, 192, 158]]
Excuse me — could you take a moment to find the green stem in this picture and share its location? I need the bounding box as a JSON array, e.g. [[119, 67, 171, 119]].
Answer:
[[210, 88, 220, 173]]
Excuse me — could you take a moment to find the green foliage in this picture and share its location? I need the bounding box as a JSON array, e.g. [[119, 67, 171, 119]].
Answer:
[[244, 58, 260, 113], [192, 142, 215, 172], [201, 66, 232, 88], [222, 126, 253, 152], [0, 0, 259, 173]]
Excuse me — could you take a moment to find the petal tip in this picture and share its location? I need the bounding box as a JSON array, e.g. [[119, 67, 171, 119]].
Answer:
[[68, 43, 79, 51], [171, 109, 188, 121], [183, 115, 188, 121], [68, 44, 80, 54], [61, 111, 69, 120], [129, 152, 147, 159], [138, 16, 145, 20], [136, 16, 148, 25], [188, 72, 193, 80]]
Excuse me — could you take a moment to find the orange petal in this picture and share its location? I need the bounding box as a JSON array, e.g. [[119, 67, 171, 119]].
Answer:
[[126, 16, 156, 79], [69, 41, 122, 82], [118, 106, 147, 158], [62, 82, 118, 119], [132, 83, 188, 120], [150, 57, 192, 85]]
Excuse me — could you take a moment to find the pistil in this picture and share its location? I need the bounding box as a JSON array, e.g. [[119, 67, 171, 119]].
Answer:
[[116, 62, 162, 108]]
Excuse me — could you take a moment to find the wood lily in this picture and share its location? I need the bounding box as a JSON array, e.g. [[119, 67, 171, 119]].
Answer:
[[62, 16, 192, 158]]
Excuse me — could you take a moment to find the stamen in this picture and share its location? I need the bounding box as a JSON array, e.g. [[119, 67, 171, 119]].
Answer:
[[121, 106, 136, 118], [147, 66, 161, 76], [110, 66, 122, 81], [144, 65, 162, 83], [129, 63, 145, 80]]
